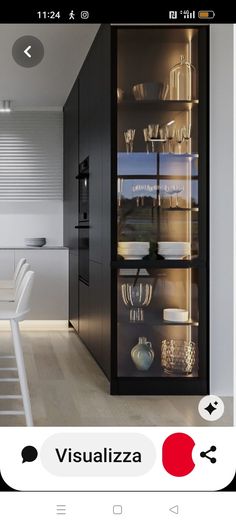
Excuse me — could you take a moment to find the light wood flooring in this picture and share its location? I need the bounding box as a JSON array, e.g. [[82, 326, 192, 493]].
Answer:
[[0, 330, 233, 426]]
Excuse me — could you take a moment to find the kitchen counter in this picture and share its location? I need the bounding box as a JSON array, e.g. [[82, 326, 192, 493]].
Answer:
[[0, 246, 68, 250]]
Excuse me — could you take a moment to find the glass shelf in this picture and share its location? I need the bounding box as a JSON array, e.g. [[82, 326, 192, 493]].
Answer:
[[118, 99, 199, 111], [118, 320, 199, 327]]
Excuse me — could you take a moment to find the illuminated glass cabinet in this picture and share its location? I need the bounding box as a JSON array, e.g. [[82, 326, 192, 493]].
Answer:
[[110, 26, 208, 394]]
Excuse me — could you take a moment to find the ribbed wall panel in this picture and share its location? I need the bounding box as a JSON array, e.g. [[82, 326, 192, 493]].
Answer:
[[0, 112, 63, 200]]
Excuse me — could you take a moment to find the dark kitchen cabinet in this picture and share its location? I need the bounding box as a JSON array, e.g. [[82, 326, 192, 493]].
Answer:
[[63, 79, 79, 332], [65, 24, 208, 395]]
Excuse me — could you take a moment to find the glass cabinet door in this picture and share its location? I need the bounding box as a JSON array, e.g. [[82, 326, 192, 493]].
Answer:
[[114, 27, 208, 389], [117, 28, 199, 262]]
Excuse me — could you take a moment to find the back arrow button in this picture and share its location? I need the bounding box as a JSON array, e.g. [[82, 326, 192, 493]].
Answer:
[[24, 46, 32, 58], [169, 505, 179, 515], [12, 36, 44, 68]]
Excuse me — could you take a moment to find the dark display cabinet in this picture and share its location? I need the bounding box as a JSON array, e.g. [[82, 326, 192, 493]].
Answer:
[[64, 25, 209, 395], [112, 26, 209, 394]]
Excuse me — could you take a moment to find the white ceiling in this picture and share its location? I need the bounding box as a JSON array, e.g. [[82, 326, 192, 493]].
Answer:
[[0, 24, 100, 108]]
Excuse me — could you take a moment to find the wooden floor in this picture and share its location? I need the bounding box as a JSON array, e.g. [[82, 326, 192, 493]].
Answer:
[[0, 330, 233, 426]]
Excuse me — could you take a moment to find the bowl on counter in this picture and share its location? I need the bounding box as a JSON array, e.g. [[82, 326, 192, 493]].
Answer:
[[24, 237, 46, 247]]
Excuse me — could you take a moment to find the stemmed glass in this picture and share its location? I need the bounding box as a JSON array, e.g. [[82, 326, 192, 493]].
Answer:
[[121, 283, 153, 322], [143, 128, 149, 153], [163, 185, 176, 208], [166, 124, 175, 153], [124, 129, 136, 153], [159, 126, 168, 153], [117, 177, 124, 207], [183, 124, 191, 153], [173, 185, 184, 208], [147, 124, 159, 152], [175, 128, 184, 154]]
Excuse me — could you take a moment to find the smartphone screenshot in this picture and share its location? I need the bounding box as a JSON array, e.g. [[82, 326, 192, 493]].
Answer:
[[0, 6, 235, 522]]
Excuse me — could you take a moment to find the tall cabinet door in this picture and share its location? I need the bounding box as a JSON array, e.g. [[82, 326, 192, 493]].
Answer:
[[63, 79, 79, 332]]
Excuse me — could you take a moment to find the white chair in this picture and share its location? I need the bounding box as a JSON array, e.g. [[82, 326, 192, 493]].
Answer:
[[0, 271, 35, 426], [0, 263, 30, 302], [0, 258, 26, 289]]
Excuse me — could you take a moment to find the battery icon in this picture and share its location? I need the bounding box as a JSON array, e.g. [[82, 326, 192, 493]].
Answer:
[[198, 10, 215, 19]]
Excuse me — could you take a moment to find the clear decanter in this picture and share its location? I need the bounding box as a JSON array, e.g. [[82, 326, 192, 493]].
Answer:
[[170, 55, 196, 100]]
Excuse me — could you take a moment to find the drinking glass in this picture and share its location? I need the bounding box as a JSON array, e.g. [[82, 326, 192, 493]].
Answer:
[[163, 185, 176, 208], [159, 126, 168, 153], [147, 124, 159, 152], [117, 177, 124, 207], [121, 283, 153, 322], [183, 124, 191, 153], [172, 185, 184, 207], [143, 128, 149, 153], [124, 129, 136, 153], [175, 127, 184, 154], [166, 124, 175, 153]]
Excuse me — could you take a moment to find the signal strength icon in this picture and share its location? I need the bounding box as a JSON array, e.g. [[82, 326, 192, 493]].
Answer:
[[180, 10, 195, 19]]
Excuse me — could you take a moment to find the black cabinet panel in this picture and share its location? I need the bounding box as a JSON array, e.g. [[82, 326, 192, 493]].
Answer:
[[69, 253, 79, 333], [88, 261, 102, 365], [79, 280, 89, 345], [63, 79, 79, 252], [64, 78, 79, 329]]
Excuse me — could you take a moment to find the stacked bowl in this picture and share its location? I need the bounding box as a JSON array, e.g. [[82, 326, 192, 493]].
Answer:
[[118, 242, 149, 260], [24, 237, 46, 248], [158, 241, 190, 259]]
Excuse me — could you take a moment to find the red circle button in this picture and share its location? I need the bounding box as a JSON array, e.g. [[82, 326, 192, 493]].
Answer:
[[162, 432, 196, 477]]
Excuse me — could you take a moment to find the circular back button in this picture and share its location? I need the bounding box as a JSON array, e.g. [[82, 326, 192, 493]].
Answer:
[[12, 36, 44, 68]]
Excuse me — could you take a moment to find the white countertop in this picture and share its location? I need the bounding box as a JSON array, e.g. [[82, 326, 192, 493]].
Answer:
[[0, 246, 68, 250]]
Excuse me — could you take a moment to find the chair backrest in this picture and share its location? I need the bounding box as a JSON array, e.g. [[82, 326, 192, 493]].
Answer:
[[13, 258, 26, 281], [15, 263, 30, 293], [16, 271, 35, 316]]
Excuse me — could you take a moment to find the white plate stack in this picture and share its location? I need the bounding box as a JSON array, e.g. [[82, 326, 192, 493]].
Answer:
[[118, 242, 149, 259], [158, 242, 190, 259]]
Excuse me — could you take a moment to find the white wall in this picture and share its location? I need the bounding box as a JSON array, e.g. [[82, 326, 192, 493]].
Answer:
[[210, 25, 234, 396], [0, 201, 63, 246], [0, 111, 63, 246]]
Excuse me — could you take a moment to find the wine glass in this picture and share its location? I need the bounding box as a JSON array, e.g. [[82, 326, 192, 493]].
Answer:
[[143, 128, 149, 153], [183, 124, 191, 153], [117, 177, 124, 207], [121, 283, 153, 322], [159, 126, 168, 153], [173, 185, 184, 208], [166, 124, 175, 153], [124, 129, 136, 153], [163, 185, 176, 208], [147, 123, 159, 152], [175, 127, 184, 154]]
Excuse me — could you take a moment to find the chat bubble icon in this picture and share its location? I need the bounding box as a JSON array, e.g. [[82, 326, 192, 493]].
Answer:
[[21, 446, 38, 464]]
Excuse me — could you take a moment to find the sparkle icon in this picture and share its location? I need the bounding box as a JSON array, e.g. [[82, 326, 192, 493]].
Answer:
[[204, 402, 218, 416], [198, 395, 224, 421]]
